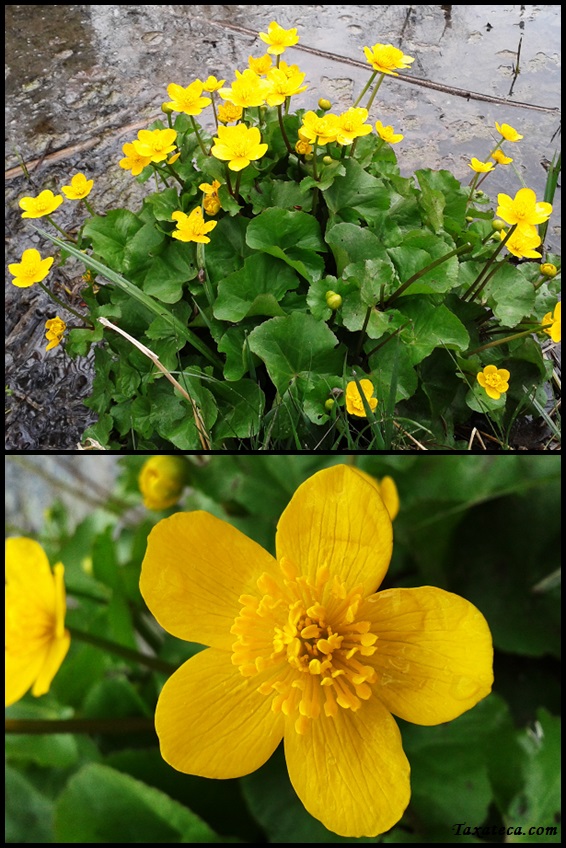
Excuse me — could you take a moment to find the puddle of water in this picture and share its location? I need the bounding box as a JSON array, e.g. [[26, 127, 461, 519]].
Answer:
[[5, 5, 561, 450]]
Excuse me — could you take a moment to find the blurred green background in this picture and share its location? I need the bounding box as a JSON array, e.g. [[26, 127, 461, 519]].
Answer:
[[5, 455, 561, 843]]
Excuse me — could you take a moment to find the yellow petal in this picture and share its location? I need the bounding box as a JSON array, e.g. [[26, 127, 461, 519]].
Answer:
[[362, 587, 493, 724], [31, 630, 70, 697], [5, 645, 48, 707], [155, 647, 284, 777], [284, 695, 410, 837], [5, 538, 57, 611], [275, 465, 393, 595], [140, 511, 276, 650]]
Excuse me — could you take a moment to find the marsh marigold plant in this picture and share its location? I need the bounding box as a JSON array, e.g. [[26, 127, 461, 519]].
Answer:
[[140, 465, 493, 837]]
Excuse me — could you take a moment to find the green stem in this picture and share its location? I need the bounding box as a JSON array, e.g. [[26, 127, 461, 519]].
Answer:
[[190, 115, 209, 156], [164, 162, 185, 187], [365, 321, 412, 359], [68, 625, 177, 675], [462, 225, 516, 301], [311, 140, 319, 181], [364, 73, 385, 114], [467, 324, 553, 357], [384, 243, 472, 309], [353, 70, 378, 108], [82, 198, 96, 217], [45, 214, 76, 243], [5, 717, 155, 735], [277, 104, 294, 155], [355, 307, 373, 358], [196, 241, 215, 306], [37, 281, 93, 327]]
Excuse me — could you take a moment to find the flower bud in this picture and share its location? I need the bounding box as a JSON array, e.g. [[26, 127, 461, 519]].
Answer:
[[324, 398, 335, 411], [161, 102, 175, 114], [325, 291, 342, 310], [318, 98, 332, 111], [322, 155, 334, 165], [138, 455, 190, 510], [492, 218, 506, 232], [540, 262, 558, 278]]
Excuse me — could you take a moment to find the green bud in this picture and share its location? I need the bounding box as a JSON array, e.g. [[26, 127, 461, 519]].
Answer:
[[304, 153, 313, 162], [318, 98, 332, 111], [465, 216, 474, 222], [161, 102, 175, 114], [492, 219, 506, 231], [322, 155, 333, 165], [325, 291, 343, 310], [324, 398, 335, 411]]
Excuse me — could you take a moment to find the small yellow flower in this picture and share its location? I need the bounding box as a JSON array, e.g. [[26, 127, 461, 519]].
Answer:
[[264, 66, 308, 107], [217, 101, 243, 124], [132, 128, 178, 163], [491, 149, 513, 165], [468, 157, 495, 173], [210, 124, 268, 172], [495, 122, 523, 142], [477, 365, 510, 400], [218, 69, 270, 109], [496, 187, 552, 233], [542, 301, 561, 344], [375, 120, 404, 144], [540, 263, 558, 278], [140, 465, 493, 837], [5, 538, 71, 707], [499, 227, 542, 259], [45, 316, 67, 351], [164, 81, 212, 116], [199, 180, 222, 216], [8, 248, 54, 288], [345, 379, 378, 417], [138, 455, 190, 510], [19, 189, 63, 219], [295, 138, 313, 155], [335, 107, 373, 145], [61, 172, 94, 200], [171, 207, 218, 244], [248, 53, 273, 75], [363, 43, 414, 76], [202, 75, 225, 92], [299, 111, 340, 145], [258, 20, 299, 55], [119, 141, 153, 175]]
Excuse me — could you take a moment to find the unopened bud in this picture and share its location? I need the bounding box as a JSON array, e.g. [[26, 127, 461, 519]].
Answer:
[[324, 398, 335, 411], [318, 98, 332, 111], [492, 219, 506, 232], [322, 155, 333, 165], [161, 102, 175, 114], [540, 262, 558, 278], [325, 291, 342, 310]]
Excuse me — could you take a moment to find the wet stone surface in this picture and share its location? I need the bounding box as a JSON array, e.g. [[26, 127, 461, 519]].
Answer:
[[5, 5, 561, 450]]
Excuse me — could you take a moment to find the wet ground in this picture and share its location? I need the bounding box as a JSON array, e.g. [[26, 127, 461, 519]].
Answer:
[[5, 5, 561, 450]]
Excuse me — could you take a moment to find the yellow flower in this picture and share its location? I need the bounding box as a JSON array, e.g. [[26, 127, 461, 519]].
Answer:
[[335, 107, 373, 145], [496, 187, 552, 233], [491, 149, 513, 165], [375, 120, 404, 144], [356, 471, 400, 521], [217, 101, 243, 124], [468, 157, 495, 173], [164, 81, 212, 116], [210, 124, 268, 172], [345, 379, 378, 417], [19, 189, 63, 219], [138, 455, 190, 510], [542, 301, 561, 344], [363, 43, 414, 76], [499, 227, 542, 259], [495, 122, 523, 142], [5, 537, 71, 707], [132, 128, 178, 163], [477, 365, 510, 400], [8, 248, 54, 288], [45, 316, 67, 351], [218, 69, 270, 109], [61, 172, 94, 200], [295, 138, 313, 155], [264, 66, 308, 106], [140, 465, 493, 837], [299, 111, 340, 145], [171, 207, 217, 244], [258, 21, 299, 55], [119, 141, 152, 175], [248, 53, 273, 75], [202, 75, 225, 92], [199, 179, 222, 216], [540, 262, 558, 278]]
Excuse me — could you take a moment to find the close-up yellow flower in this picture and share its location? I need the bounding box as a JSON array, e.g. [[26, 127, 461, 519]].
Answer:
[[19, 189, 63, 219], [299, 111, 340, 146], [132, 128, 178, 163], [491, 149, 513, 165], [171, 207, 217, 244], [248, 53, 273, 75], [140, 465, 493, 837], [356, 470, 400, 521], [218, 68, 270, 109], [499, 226, 542, 259], [164, 81, 212, 116], [138, 455, 190, 510], [5, 537, 71, 707], [264, 66, 308, 106], [542, 301, 561, 344], [216, 101, 243, 124], [199, 179, 222, 216], [202, 75, 225, 92], [119, 141, 153, 175], [45, 316, 67, 351], [335, 107, 373, 145], [468, 157, 495, 173], [345, 379, 378, 417], [477, 364, 510, 400], [210, 123, 268, 171], [258, 20, 299, 55], [540, 262, 558, 278], [375, 120, 404, 143], [495, 121, 523, 142], [8, 248, 54, 288], [61, 172, 94, 200], [496, 187, 553, 233], [363, 43, 414, 76]]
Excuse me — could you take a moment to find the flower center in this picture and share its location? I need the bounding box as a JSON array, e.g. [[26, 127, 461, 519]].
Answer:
[[230, 559, 378, 733]]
